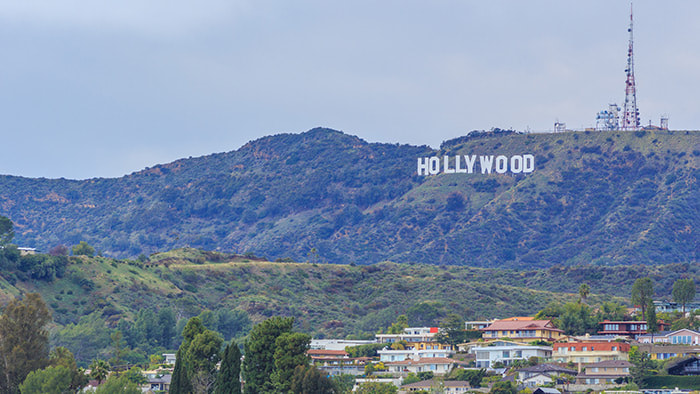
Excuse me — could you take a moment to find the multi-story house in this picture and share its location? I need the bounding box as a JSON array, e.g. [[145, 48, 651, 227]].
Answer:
[[634, 344, 700, 361], [307, 349, 368, 376], [598, 320, 670, 338], [515, 364, 577, 388], [376, 327, 438, 344], [480, 319, 564, 342], [574, 360, 632, 386], [552, 341, 630, 363], [471, 341, 552, 368], [378, 346, 453, 363], [384, 357, 455, 376], [636, 329, 700, 345]]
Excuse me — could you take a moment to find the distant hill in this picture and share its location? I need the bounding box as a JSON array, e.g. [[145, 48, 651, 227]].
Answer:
[[1, 128, 698, 267]]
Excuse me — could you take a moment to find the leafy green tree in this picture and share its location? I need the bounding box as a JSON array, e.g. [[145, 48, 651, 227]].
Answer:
[[88, 359, 110, 385], [109, 331, 125, 367], [558, 302, 598, 335], [672, 279, 696, 314], [0, 293, 51, 393], [355, 381, 397, 394], [182, 317, 206, 347], [0, 215, 14, 246], [490, 381, 517, 394], [243, 316, 294, 394], [18, 366, 72, 394], [157, 307, 177, 348], [331, 374, 355, 394], [48, 347, 87, 391], [534, 302, 563, 321], [386, 314, 408, 334], [597, 301, 627, 321], [536, 301, 597, 335], [187, 330, 224, 393], [52, 312, 112, 366], [435, 313, 467, 347], [271, 332, 311, 392], [344, 343, 385, 358], [629, 347, 653, 388], [402, 372, 421, 385], [94, 373, 141, 394], [215, 341, 241, 394], [645, 300, 658, 339], [631, 277, 654, 320], [448, 368, 485, 387], [290, 364, 336, 394], [122, 367, 147, 385], [172, 316, 223, 394], [71, 241, 95, 257]]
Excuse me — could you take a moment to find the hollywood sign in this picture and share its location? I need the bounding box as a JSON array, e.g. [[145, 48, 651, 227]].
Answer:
[[417, 154, 535, 176]]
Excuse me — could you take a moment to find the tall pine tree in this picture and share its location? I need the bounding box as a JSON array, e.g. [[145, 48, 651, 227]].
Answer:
[[243, 316, 294, 394], [215, 341, 241, 394], [170, 347, 191, 394], [170, 317, 205, 394]]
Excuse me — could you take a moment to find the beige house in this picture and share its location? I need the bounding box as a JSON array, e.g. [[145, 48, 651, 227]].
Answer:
[[481, 319, 564, 342], [574, 360, 632, 385], [384, 357, 455, 376]]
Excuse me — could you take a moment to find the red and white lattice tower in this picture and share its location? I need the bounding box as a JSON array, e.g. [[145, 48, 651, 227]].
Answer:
[[621, 4, 640, 130]]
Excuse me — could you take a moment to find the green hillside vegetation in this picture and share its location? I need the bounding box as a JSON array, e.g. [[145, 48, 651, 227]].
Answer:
[[0, 128, 697, 267], [0, 248, 697, 365]]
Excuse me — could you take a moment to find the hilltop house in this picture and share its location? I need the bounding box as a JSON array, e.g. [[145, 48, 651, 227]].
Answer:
[[470, 341, 553, 368], [652, 300, 700, 315], [384, 357, 456, 376], [666, 356, 700, 376], [634, 343, 700, 361], [574, 360, 632, 386], [480, 319, 564, 342], [636, 329, 700, 345], [552, 341, 630, 364], [598, 320, 670, 338], [307, 349, 368, 376], [378, 346, 453, 363], [515, 364, 577, 388], [376, 327, 439, 344]]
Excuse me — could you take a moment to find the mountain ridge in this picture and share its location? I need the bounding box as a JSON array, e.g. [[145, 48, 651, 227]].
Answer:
[[1, 127, 697, 267]]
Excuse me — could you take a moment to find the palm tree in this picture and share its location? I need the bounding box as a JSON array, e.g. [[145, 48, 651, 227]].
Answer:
[[579, 283, 590, 303], [89, 359, 111, 385]]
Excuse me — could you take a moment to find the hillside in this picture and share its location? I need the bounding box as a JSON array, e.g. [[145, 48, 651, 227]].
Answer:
[[0, 248, 696, 363], [1, 128, 698, 267]]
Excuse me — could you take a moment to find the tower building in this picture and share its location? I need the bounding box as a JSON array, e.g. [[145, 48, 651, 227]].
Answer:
[[621, 4, 640, 131]]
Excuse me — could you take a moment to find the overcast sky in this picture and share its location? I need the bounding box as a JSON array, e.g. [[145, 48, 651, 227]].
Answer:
[[1, 1, 699, 179]]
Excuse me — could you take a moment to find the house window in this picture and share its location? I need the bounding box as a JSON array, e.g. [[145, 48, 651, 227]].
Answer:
[[612, 346, 617, 351], [503, 351, 510, 358], [582, 347, 587, 351]]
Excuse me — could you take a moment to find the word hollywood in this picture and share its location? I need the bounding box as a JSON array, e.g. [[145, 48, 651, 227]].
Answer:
[[417, 154, 535, 176]]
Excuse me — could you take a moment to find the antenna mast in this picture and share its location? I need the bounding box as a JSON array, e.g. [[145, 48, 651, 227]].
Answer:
[[621, 3, 640, 130]]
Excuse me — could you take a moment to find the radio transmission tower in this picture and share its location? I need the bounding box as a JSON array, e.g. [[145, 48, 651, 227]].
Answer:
[[621, 4, 640, 130]]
